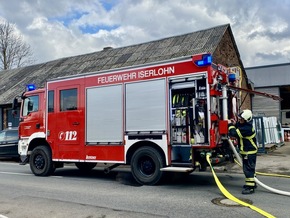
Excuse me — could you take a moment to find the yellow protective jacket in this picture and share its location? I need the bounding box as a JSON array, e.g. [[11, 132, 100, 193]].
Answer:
[[228, 122, 258, 155]]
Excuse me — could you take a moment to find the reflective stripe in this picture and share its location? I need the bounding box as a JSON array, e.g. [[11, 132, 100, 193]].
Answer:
[[236, 129, 243, 138], [229, 126, 235, 130], [246, 178, 255, 182], [245, 178, 255, 187], [244, 132, 256, 140], [236, 129, 244, 152], [249, 138, 258, 150], [246, 182, 256, 187], [240, 150, 257, 155]]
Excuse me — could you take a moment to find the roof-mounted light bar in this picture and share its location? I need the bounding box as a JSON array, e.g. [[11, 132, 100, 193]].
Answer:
[[192, 53, 212, 67], [26, 84, 36, 91]]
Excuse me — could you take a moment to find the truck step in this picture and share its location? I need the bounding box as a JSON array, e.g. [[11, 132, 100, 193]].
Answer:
[[160, 167, 194, 173]]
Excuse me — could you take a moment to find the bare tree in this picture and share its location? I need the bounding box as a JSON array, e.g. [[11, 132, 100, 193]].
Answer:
[[0, 20, 35, 70]]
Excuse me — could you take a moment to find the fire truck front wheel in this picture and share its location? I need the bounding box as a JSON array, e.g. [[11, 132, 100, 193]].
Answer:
[[30, 146, 55, 176], [131, 146, 165, 185]]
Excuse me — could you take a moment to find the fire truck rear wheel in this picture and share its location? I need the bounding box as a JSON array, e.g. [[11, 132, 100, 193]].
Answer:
[[30, 145, 55, 176], [131, 146, 165, 185]]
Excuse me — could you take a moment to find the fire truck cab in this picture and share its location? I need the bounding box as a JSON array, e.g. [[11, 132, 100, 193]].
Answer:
[[17, 53, 234, 185]]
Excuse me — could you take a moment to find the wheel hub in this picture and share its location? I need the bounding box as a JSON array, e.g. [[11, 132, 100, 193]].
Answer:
[[140, 157, 155, 176], [34, 154, 45, 169]]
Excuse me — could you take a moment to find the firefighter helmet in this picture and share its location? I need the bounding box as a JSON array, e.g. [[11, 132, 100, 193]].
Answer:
[[239, 109, 252, 122]]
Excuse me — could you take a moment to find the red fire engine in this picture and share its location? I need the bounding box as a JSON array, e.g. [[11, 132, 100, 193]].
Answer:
[[15, 53, 238, 185]]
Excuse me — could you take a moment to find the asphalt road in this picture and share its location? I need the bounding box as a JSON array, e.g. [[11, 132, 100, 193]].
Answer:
[[0, 160, 290, 218]]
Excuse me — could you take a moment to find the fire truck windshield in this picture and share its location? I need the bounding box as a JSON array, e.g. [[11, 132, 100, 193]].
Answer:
[[22, 95, 39, 116]]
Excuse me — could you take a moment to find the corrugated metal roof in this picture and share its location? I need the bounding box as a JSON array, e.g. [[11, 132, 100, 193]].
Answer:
[[246, 63, 290, 87], [0, 24, 231, 105]]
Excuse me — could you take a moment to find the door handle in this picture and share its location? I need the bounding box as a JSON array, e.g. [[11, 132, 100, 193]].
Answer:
[[72, 122, 80, 126]]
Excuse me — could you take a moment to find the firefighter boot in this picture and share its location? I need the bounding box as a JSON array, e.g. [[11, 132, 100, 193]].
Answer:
[[242, 186, 255, 195]]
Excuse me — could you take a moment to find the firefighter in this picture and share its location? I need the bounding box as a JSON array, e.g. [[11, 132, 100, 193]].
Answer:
[[228, 109, 258, 194]]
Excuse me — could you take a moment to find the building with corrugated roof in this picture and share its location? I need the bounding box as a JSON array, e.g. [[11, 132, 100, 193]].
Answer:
[[0, 24, 251, 129]]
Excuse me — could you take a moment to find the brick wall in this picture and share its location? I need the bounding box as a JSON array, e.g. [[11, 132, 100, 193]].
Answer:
[[213, 29, 252, 111]]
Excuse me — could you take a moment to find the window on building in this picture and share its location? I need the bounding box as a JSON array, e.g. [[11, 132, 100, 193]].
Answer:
[[60, 88, 77, 111]]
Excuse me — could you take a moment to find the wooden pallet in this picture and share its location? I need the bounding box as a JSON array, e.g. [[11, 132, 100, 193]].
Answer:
[[265, 144, 277, 152]]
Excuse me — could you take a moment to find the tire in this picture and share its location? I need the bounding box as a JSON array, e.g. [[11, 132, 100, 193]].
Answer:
[[75, 162, 96, 172], [30, 146, 55, 176], [131, 146, 165, 185]]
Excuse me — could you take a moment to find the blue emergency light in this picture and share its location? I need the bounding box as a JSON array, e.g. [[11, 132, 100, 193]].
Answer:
[[26, 84, 36, 91], [228, 73, 236, 82], [194, 54, 212, 67]]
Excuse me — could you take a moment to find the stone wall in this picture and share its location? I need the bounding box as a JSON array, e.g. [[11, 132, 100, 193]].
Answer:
[[213, 29, 252, 111]]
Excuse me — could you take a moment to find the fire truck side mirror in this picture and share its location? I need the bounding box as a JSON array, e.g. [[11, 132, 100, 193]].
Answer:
[[28, 100, 33, 112], [12, 98, 18, 110]]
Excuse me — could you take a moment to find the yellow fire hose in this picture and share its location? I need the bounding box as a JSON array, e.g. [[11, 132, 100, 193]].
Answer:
[[256, 171, 290, 178], [206, 154, 276, 218]]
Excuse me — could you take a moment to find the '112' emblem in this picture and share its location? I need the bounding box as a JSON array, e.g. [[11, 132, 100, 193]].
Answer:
[[58, 131, 77, 141]]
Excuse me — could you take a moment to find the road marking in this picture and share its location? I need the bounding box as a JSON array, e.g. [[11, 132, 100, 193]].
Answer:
[[0, 161, 20, 165], [0, 171, 31, 176], [0, 171, 63, 178], [0, 215, 9, 218]]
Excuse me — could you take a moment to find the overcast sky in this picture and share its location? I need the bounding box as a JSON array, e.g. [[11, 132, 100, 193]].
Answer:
[[1, 0, 290, 68]]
